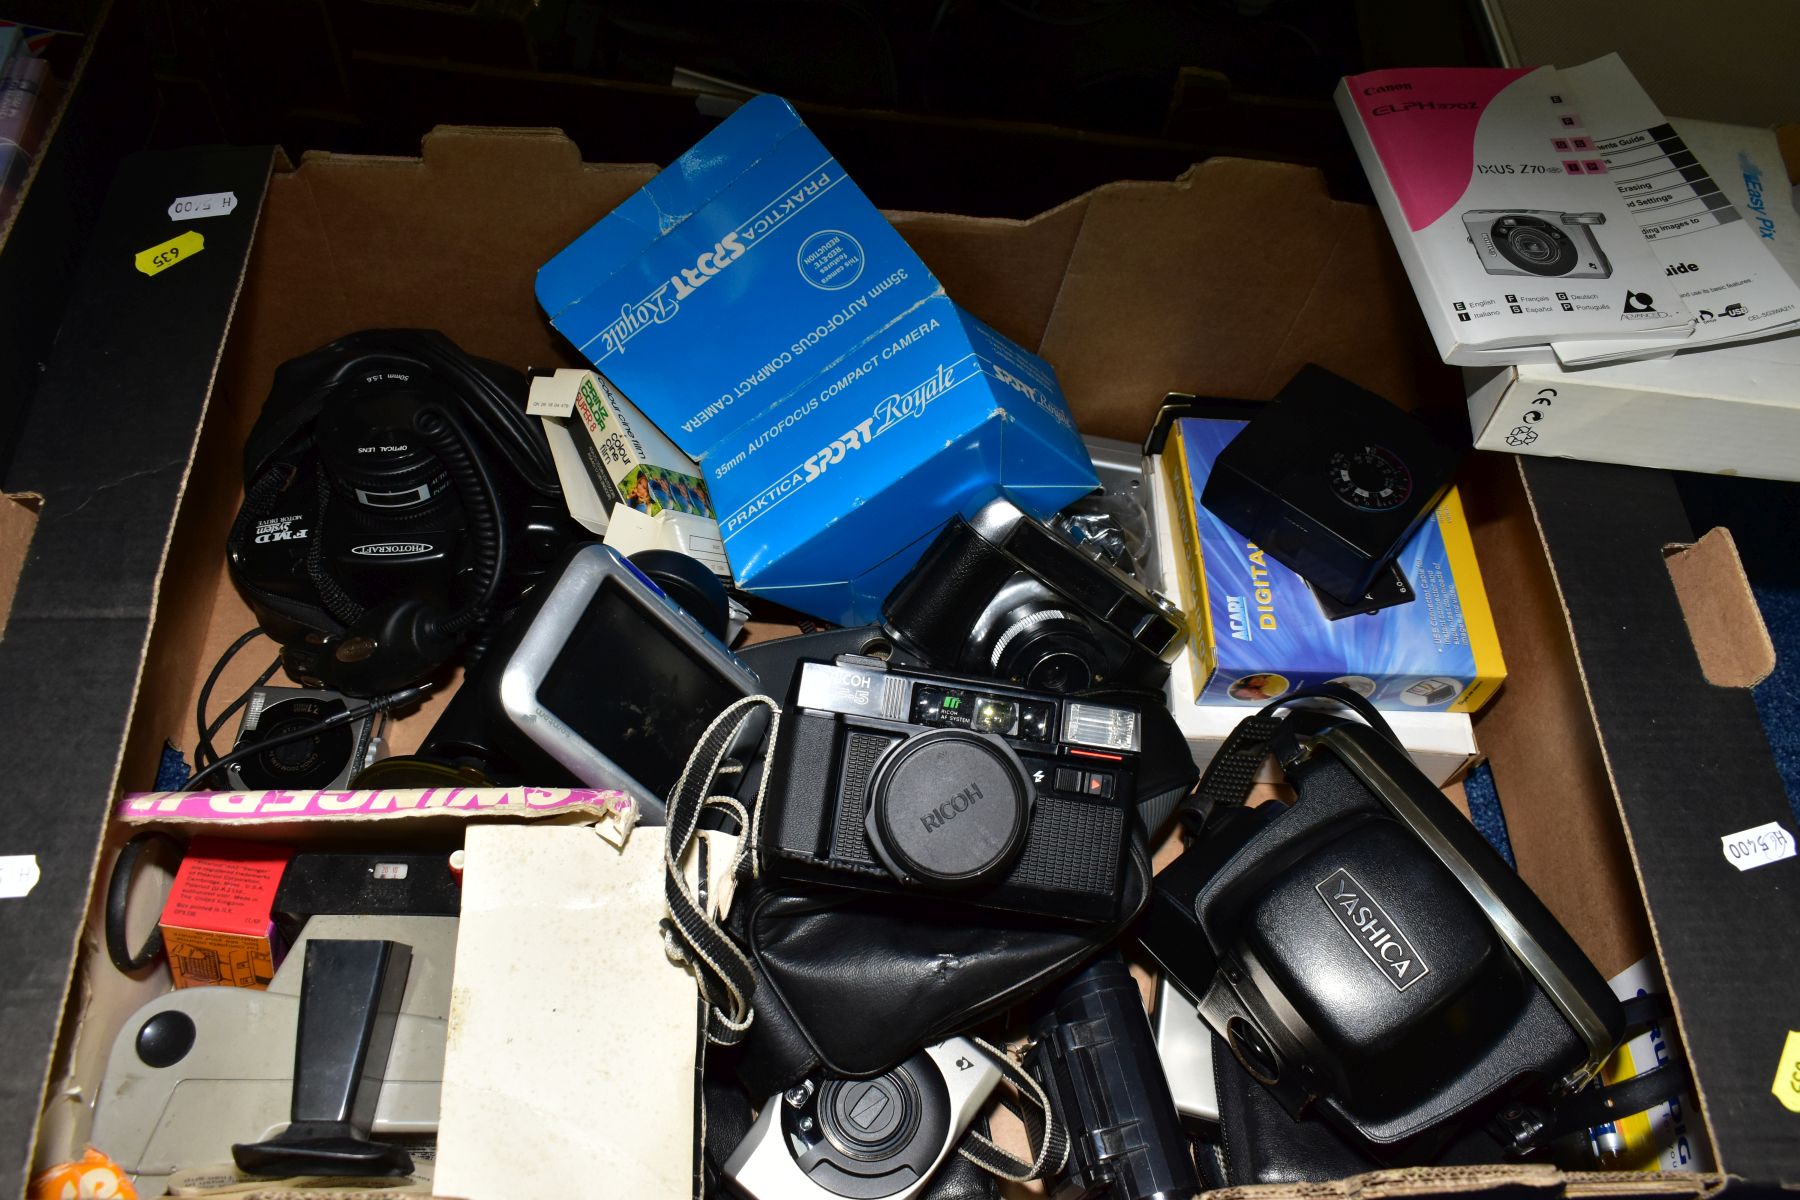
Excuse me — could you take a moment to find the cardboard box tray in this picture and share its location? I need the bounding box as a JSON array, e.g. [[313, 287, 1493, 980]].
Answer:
[[0, 129, 1795, 1194]]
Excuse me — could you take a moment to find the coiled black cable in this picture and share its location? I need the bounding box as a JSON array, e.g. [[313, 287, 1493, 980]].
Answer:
[[305, 470, 367, 628], [412, 404, 506, 639], [369, 346, 560, 498]]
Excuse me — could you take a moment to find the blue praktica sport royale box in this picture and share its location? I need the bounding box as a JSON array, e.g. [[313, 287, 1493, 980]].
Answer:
[[536, 95, 1098, 625], [1161, 417, 1506, 714]]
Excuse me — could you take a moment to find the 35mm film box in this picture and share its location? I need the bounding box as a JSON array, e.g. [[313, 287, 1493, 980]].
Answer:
[[1161, 417, 1505, 714], [530, 368, 731, 579], [157, 836, 292, 990]]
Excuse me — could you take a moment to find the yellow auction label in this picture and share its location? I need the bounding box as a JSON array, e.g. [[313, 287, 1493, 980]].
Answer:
[[134, 229, 204, 277], [1774, 1030, 1800, 1114]]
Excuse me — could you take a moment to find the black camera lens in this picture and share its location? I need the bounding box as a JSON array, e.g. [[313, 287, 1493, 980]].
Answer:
[[315, 388, 450, 513], [1227, 1016, 1282, 1085], [1018, 643, 1092, 693], [963, 573, 1110, 693], [866, 729, 1031, 889], [818, 1070, 923, 1161], [979, 597, 1101, 698], [235, 696, 354, 790], [989, 609, 1103, 693], [773, 1048, 958, 1195], [1494, 214, 1577, 276]]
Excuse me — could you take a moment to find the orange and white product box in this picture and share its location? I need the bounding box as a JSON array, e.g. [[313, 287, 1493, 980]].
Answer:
[[158, 836, 292, 989]]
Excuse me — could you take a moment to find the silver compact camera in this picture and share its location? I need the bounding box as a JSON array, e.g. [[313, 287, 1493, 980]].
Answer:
[[1462, 210, 1611, 278], [724, 1037, 1002, 1200]]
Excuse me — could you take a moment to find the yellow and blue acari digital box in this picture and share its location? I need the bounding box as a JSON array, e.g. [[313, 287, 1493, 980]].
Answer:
[[1160, 416, 1506, 714]]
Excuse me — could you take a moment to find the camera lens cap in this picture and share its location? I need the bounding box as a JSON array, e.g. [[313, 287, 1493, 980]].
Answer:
[[865, 729, 1031, 890], [314, 388, 449, 511]]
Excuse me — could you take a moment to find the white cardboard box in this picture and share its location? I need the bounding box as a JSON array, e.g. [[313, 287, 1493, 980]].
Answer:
[[1465, 331, 1800, 481]]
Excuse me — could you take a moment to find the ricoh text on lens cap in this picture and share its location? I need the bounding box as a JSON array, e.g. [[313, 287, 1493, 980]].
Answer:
[[865, 729, 1031, 889]]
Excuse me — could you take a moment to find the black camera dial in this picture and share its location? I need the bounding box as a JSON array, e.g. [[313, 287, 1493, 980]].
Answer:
[[779, 1052, 953, 1197], [818, 1073, 923, 1161], [1328, 445, 1412, 512], [976, 575, 1105, 693], [235, 695, 355, 790]]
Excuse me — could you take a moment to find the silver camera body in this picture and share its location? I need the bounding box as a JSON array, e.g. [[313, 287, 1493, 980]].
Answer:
[[1463, 209, 1612, 279], [227, 685, 382, 791], [724, 1037, 1002, 1200]]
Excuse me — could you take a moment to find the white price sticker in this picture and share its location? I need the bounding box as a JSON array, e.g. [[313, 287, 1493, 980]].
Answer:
[[168, 191, 238, 221], [0, 854, 40, 898], [1721, 821, 1796, 872], [525, 373, 579, 419]]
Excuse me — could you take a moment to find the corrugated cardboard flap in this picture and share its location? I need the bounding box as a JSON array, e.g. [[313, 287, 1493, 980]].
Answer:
[[1035, 158, 1448, 439], [0, 492, 41, 641], [1664, 527, 1776, 688], [1204, 1164, 1719, 1200]]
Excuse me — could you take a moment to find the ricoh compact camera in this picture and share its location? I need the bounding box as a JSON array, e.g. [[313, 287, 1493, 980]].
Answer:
[[757, 656, 1147, 922], [1462, 210, 1611, 279]]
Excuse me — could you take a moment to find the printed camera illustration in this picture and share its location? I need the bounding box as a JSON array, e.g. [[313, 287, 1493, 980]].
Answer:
[[1462, 210, 1612, 278]]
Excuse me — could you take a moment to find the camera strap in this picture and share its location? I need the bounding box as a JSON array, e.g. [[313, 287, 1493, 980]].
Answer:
[[662, 694, 782, 1047], [1185, 683, 1401, 828], [955, 1037, 1070, 1184], [1488, 992, 1695, 1154]]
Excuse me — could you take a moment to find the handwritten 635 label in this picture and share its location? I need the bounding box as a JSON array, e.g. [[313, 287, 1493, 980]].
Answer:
[[134, 230, 204, 277], [1720, 820, 1796, 872]]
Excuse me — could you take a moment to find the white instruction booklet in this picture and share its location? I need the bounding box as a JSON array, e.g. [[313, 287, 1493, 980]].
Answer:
[[1337, 57, 1692, 366], [435, 823, 737, 1200], [1546, 58, 1800, 364]]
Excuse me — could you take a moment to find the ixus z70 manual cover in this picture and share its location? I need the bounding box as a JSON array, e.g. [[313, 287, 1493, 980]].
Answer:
[[1337, 62, 1693, 365]]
